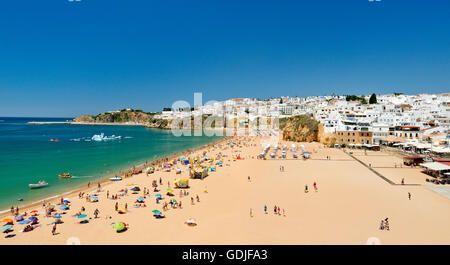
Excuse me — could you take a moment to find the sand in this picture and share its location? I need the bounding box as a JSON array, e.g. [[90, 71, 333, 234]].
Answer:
[[1, 136, 449, 245]]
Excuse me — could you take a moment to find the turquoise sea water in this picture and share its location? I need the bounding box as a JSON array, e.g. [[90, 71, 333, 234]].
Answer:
[[0, 117, 222, 211]]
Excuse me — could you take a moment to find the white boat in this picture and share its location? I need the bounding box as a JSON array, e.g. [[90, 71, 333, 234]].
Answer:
[[29, 181, 48, 189], [92, 133, 121, 141], [109, 176, 122, 181], [92, 133, 105, 141]]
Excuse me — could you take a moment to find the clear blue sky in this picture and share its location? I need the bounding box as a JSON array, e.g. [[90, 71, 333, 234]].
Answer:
[[0, 0, 449, 117]]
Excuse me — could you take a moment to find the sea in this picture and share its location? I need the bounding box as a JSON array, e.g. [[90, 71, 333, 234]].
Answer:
[[0, 117, 223, 212]]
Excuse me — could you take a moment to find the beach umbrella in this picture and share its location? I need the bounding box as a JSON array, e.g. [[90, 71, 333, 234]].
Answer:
[[59, 206, 69, 210], [114, 222, 125, 231], [79, 219, 89, 224], [171, 198, 177, 203], [77, 214, 87, 219], [19, 220, 30, 225], [30, 210, 38, 213], [15, 215, 23, 221], [2, 218, 13, 223], [155, 194, 162, 197], [28, 217, 38, 221], [137, 198, 145, 201], [63, 200, 70, 203], [1, 225, 13, 231], [52, 214, 62, 218], [185, 218, 197, 225]]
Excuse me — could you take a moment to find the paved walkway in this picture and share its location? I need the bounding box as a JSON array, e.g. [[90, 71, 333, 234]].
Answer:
[[425, 185, 450, 200], [347, 153, 420, 186]]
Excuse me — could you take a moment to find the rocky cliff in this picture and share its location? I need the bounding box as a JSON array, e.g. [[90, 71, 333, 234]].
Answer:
[[72, 110, 171, 129], [281, 115, 336, 145]]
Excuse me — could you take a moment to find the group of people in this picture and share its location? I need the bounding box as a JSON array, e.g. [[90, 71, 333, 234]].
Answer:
[[304, 182, 319, 193]]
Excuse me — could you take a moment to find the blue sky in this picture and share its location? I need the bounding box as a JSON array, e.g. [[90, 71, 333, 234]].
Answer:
[[0, 0, 449, 117]]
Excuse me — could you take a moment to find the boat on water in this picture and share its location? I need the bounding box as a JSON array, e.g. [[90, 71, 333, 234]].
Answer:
[[92, 133, 121, 141], [58, 173, 72, 178], [109, 175, 122, 181], [29, 181, 48, 189]]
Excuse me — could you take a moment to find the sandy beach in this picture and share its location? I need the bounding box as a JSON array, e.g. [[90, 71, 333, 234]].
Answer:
[[1, 136, 449, 245]]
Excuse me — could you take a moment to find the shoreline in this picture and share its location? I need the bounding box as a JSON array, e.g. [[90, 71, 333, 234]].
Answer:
[[0, 135, 230, 218]]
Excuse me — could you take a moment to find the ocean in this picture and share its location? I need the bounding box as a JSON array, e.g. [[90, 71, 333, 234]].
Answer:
[[0, 117, 223, 212]]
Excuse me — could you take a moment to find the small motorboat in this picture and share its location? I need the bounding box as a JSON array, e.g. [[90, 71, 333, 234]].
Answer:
[[109, 176, 122, 181], [29, 181, 48, 189]]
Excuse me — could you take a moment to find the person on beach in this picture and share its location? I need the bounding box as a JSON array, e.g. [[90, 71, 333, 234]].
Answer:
[[282, 208, 285, 216], [125, 203, 128, 211], [10, 206, 14, 215], [248, 176, 251, 182], [179, 201, 182, 209], [379, 220, 385, 230], [277, 206, 280, 215], [264, 205, 267, 214], [159, 177, 162, 185], [196, 195, 200, 202], [384, 218, 390, 231], [52, 223, 57, 236], [401, 178, 405, 185], [250, 208, 253, 217], [313, 182, 318, 192], [305, 184, 308, 193], [88, 182, 90, 188], [191, 197, 194, 205], [94, 209, 99, 218], [408, 192, 411, 200], [274, 206, 277, 214], [115, 202, 118, 212], [107, 191, 109, 199]]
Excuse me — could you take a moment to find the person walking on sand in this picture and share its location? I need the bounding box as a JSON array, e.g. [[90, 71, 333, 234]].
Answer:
[[248, 176, 251, 182], [250, 208, 253, 217], [401, 178, 405, 185], [384, 218, 390, 231], [196, 195, 200, 202], [273, 205, 277, 214], [125, 203, 128, 211], [277, 206, 280, 215], [115, 202, 118, 212], [159, 177, 162, 185], [305, 184, 308, 193], [88, 182, 90, 188], [408, 192, 411, 200], [52, 223, 57, 235], [313, 182, 318, 192], [282, 208, 285, 216], [191, 197, 194, 205], [107, 191, 109, 199], [94, 209, 99, 218], [264, 205, 267, 214], [379, 219, 385, 230]]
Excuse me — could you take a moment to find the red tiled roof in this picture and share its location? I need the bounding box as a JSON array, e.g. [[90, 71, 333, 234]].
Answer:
[[404, 156, 423, 159], [421, 126, 439, 132]]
